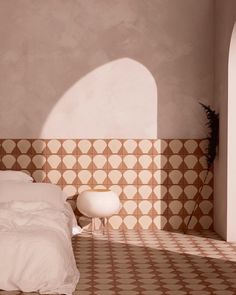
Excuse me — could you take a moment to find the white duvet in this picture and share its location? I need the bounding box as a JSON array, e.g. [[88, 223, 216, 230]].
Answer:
[[0, 201, 80, 295]]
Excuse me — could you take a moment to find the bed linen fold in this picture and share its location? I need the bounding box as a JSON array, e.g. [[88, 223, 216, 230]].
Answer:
[[0, 201, 80, 295]]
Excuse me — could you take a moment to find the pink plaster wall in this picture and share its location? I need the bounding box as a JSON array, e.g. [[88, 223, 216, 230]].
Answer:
[[0, 0, 214, 139], [214, 0, 236, 241], [228, 23, 236, 241]]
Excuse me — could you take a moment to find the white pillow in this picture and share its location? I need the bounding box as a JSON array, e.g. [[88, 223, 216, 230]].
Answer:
[[0, 182, 66, 209], [0, 170, 33, 183]]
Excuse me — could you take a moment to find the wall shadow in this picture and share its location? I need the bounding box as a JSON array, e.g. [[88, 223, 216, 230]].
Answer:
[[0, 0, 213, 139], [0, 1, 215, 235]]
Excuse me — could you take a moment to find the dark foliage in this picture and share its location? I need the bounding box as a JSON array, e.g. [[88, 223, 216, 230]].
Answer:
[[184, 103, 219, 234], [199, 103, 219, 170]]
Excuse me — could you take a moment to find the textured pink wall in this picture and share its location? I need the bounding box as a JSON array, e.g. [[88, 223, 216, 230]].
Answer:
[[214, 0, 236, 241], [228, 23, 236, 241], [0, 0, 214, 139]]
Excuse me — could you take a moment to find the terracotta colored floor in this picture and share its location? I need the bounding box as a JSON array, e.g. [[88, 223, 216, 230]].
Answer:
[[73, 230, 236, 295], [1, 230, 236, 295]]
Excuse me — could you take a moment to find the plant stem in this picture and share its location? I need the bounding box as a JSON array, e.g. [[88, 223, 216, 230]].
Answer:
[[183, 169, 209, 234]]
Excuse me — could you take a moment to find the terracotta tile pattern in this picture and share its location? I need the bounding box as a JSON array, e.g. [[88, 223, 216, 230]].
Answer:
[[1, 230, 236, 295], [72, 230, 236, 295], [0, 139, 213, 231], [0, 230, 235, 295]]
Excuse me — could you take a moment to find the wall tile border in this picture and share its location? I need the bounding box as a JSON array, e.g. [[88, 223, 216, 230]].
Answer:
[[0, 139, 213, 231]]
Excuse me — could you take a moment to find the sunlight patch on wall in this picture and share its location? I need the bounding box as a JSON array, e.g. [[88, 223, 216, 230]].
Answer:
[[41, 58, 157, 139]]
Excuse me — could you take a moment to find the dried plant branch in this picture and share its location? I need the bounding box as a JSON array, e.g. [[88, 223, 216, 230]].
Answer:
[[184, 102, 219, 234], [199, 103, 219, 170]]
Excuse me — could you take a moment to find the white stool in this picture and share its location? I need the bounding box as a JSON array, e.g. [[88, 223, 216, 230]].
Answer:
[[76, 189, 120, 233]]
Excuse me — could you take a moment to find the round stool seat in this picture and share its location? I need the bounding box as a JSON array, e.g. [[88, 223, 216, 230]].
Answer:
[[76, 189, 120, 218]]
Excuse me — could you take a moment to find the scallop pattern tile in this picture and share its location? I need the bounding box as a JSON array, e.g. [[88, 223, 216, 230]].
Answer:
[[71, 230, 236, 294], [0, 139, 213, 231]]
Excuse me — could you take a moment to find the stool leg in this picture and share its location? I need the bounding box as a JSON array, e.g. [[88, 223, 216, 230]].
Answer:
[[92, 217, 94, 233], [102, 217, 107, 235]]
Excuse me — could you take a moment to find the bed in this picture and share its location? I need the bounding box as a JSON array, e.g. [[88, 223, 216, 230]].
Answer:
[[0, 172, 80, 295]]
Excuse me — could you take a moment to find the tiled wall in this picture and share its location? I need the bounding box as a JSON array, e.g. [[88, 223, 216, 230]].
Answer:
[[0, 139, 213, 231]]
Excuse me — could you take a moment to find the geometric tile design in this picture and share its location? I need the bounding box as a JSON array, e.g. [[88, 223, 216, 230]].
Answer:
[[2, 230, 235, 295], [0, 139, 213, 231], [72, 230, 236, 295]]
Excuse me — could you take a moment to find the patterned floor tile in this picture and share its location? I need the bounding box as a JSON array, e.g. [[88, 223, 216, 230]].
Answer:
[[73, 230, 236, 294], [1, 230, 236, 295]]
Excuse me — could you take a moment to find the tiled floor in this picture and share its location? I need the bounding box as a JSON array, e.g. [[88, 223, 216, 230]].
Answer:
[[73, 230, 236, 295], [1, 230, 236, 295]]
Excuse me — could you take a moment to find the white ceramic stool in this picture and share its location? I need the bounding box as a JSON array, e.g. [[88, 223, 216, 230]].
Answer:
[[76, 189, 120, 233]]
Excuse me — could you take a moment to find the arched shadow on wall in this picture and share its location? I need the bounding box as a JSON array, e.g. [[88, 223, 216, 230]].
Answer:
[[40, 58, 158, 139], [0, 0, 160, 139], [0, 0, 211, 139], [0, 1, 213, 233]]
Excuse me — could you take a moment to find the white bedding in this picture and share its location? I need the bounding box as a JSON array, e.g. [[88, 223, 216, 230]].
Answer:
[[0, 201, 80, 295]]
